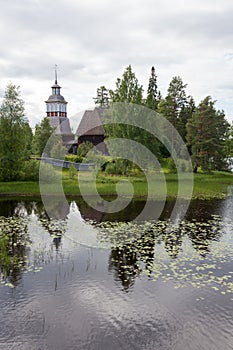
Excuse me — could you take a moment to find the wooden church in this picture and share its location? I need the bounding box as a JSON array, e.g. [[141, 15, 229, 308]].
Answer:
[[76, 107, 108, 154], [45, 67, 107, 154]]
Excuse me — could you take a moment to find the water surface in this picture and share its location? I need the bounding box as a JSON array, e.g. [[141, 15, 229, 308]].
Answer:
[[0, 197, 233, 350]]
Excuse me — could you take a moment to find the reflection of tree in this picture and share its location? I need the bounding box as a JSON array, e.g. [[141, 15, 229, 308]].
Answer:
[[36, 199, 69, 251], [102, 218, 225, 289], [162, 225, 183, 258], [38, 216, 66, 251], [109, 246, 140, 290], [0, 217, 30, 286], [187, 220, 222, 257], [108, 230, 157, 289]]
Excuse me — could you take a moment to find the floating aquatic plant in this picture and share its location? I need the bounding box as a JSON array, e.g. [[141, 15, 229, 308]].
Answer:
[[0, 216, 31, 287], [94, 216, 233, 295]]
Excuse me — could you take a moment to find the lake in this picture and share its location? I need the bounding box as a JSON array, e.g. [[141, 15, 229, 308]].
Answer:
[[0, 196, 233, 350]]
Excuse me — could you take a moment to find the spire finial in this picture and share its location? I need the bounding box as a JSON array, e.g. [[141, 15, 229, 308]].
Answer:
[[55, 64, 58, 84]]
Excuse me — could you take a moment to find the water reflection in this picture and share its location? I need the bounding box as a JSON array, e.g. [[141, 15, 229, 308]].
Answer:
[[0, 217, 30, 286], [0, 196, 231, 290], [1, 197, 233, 349]]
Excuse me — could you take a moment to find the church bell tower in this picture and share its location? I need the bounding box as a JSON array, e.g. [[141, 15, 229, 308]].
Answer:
[[45, 65, 68, 118], [45, 65, 75, 145]]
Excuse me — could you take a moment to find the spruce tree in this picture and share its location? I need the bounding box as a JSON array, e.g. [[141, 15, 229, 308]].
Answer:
[[146, 66, 160, 110], [93, 86, 109, 108]]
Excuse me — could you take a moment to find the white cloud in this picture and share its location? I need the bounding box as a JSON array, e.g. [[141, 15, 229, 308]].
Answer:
[[0, 0, 233, 127]]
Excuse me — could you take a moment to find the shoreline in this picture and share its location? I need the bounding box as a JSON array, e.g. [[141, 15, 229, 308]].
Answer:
[[0, 171, 232, 201]]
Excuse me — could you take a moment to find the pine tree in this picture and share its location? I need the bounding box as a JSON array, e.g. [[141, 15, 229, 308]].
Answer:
[[186, 96, 229, 172], [0, 83, 32, 181]]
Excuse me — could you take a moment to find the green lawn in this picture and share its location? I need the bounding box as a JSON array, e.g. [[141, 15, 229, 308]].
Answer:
[[0, 170, 232, 200]]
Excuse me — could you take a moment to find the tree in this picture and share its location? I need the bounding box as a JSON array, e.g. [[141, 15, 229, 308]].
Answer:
[[225, 123, 233, 158], [93, 86, 109, 108], [158, 76, 194, 156], [101, 66, 161, 170], [176, 96, 196, 142], [145, 66, 160, 110], [77, 141, 94, 157], [109, 65, 143, 104], [50, 137, 67, 159], [23, 122, 33, 160], [158, 76, 189, 127], [0, 83, 32, 181], [186, 96, 229, 172], [32, 117, 54, 156]]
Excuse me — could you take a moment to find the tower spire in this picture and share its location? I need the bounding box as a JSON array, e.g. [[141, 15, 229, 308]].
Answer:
[[55, 64, 58, 84]]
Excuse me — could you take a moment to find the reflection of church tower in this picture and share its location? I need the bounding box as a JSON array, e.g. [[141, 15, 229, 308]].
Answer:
[[45, 65, 74, 144]]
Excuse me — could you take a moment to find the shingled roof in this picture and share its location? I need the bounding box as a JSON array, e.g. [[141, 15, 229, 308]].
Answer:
[[76, 108, 105, 136], [49, 116, 73, 135]]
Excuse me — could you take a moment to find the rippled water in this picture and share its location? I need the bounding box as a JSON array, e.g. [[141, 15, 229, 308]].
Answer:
[[0, 197, 233, 350]]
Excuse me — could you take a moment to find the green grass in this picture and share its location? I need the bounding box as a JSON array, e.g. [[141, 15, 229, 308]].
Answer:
[[0, 170, 232, 200]]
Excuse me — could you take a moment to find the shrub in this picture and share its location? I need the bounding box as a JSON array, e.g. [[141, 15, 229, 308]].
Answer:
[[77, 141, 94, 157], [162, 157, 177, 173], [39, 163, 60, 183], [65, 154, 83, 163], [20, 160, 40, 181], [105, 159, 126, 175]]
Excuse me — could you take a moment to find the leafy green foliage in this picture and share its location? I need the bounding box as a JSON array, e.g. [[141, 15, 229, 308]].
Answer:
[[39, 163, 60, 183], [104, 159, 127, 175], [50, 137, 67, 159], [77, 141, 94, 157], [20, 160, 40, 181], [0, 217, 30, 285], [65, 154, 83, 163], [32, 117, 54, 156], [0, 83, 32, 181], [109, 65, 143, 104]]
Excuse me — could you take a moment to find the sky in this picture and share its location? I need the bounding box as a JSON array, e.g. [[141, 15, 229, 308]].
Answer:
[[0, 0, 233, 129]]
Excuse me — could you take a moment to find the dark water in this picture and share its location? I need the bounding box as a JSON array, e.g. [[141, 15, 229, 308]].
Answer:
[[0, 196, 233, 350]]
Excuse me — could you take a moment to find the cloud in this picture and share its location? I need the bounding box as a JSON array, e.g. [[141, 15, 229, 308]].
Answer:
[[0, 0, 233, 126]]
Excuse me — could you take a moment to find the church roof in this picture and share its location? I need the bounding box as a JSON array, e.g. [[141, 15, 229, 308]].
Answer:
[[76, 108, 105, 136], [46, 94, 67, 103], [51, 83, 61, 88], [49, 116, 73, 135]]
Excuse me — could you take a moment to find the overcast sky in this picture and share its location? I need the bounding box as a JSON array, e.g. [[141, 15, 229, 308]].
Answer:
[[1, 0, 233, 128]]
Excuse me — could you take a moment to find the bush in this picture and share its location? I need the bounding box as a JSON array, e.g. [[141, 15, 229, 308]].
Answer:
[[77, 141, 94, 157], [162, 157, 177, 173], [162, 158, 192, 173], [50, 139, 67, 160], [39, 163, 60, 183], [20, 160, 40, 181], [105, 159, 126, 175], [65, 154, 83, 163]]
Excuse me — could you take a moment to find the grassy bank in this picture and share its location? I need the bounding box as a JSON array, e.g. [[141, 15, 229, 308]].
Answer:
[[0, 170, 232, 200]]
